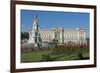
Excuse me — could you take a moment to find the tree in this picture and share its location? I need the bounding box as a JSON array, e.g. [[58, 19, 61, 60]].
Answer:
[[86, 37, 89, 45], [21, 32, 29, 40], [52, 39, 58, 48]]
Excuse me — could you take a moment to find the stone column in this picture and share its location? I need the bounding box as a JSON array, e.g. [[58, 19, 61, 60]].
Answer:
[[84, 31, 87, 44], [77, 29, 80, 44], [52, 28, 55, 40], [60, 28, 64, 44]]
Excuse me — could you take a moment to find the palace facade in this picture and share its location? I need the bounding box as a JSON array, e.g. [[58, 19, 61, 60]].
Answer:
[[28, 16, 87, 46]]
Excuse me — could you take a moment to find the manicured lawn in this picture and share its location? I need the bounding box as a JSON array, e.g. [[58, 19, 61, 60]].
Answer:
[[21, 48, 89, 63], [21, 50, 52, 62]]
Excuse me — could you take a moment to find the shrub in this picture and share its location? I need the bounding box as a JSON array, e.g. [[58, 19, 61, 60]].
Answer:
[[77, 49, 83, 60], [41, 54, 53, 61]]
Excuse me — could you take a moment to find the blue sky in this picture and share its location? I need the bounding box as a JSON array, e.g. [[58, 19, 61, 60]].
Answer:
[[21, 9, 89, 37]]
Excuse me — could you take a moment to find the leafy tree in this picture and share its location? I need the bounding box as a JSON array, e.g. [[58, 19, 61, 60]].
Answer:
[[21, 32, 29, 40], [52, 39, 58, 48], [86, 37, 89, 45]]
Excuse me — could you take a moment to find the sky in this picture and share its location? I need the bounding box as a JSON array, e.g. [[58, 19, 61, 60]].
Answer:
[[21, 9, 90, 37]]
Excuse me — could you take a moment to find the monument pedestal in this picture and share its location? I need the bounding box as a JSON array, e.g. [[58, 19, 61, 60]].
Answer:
[[34, 43, 38, 48]]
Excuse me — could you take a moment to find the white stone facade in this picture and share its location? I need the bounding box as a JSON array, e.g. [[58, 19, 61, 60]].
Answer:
[[28, 28, 87, 44], [28, 16, 87, 45]]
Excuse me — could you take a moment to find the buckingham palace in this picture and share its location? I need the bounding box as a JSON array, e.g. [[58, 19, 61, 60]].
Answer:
[[28, 16, 87, 47]]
